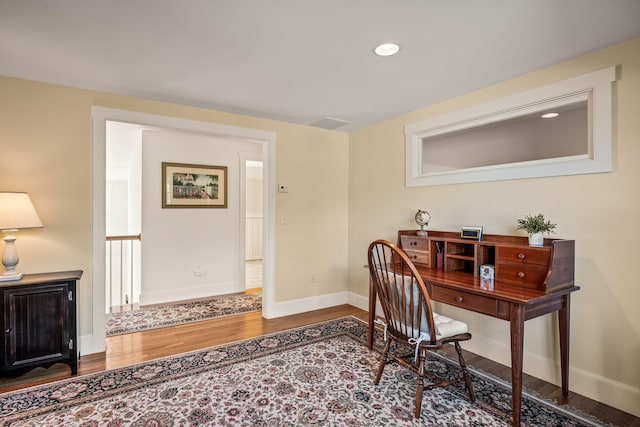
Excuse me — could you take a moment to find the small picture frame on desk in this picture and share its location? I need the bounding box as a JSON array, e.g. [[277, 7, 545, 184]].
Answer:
[[479, 264, 495, 291], [480, 264, 494, 280]]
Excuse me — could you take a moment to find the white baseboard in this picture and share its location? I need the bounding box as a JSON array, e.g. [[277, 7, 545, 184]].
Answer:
[[80, 334, 105, 357], [465, 333, 640, 417], [570, 365, 640, 418], [347, 291, 383, 316], [347, 291, 368, 311], [139, 281, 241, 305], [266, 291, 350, 318]]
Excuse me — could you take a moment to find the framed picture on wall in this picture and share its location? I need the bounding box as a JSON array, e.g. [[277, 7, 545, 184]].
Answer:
[[162, 162, 228, 208]]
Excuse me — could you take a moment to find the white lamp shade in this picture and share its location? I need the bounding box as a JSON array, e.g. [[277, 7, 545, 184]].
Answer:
[[0, 192, 43, 230]]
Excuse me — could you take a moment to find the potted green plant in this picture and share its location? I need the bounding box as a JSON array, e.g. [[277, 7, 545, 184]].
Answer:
[[516, 213, 557, 247]]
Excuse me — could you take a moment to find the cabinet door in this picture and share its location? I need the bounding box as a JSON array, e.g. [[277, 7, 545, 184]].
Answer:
[[3, 283, 70, 370]]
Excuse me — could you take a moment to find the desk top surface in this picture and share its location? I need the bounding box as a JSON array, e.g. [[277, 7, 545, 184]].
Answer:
[[416, 266, 579, 304]]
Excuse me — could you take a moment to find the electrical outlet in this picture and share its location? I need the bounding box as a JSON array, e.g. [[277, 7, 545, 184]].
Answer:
[[193, 266, 203, 277], [280, 214, 288, 224], [310, 272, 317, 283]]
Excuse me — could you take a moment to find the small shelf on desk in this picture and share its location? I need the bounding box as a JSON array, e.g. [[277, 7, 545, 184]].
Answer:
[[446, 241, 475, 257], [446, 253, 474, 260], [445, 258, 475, 274], [445, 241, 476, 273]]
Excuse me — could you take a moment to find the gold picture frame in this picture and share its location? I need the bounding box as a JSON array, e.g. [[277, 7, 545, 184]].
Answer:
[[162, 162, 228, 208]]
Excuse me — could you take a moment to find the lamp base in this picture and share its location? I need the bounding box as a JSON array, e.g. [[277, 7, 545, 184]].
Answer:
[[2, 232, 22, 282], [0, 272, 23, 282]]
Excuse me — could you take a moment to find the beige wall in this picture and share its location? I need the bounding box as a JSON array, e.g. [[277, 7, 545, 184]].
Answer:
[[348, 38, 640, 415], [0, 76, 349, 336]]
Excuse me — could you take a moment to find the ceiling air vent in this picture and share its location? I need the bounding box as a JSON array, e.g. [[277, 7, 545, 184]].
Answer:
[[310, 117, 351, 130]]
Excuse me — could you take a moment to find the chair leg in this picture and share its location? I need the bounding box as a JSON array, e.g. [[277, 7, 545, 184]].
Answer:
[[374, 339, 391, 385], [415, 350, 426, 418], [454, 341, 475, 402]]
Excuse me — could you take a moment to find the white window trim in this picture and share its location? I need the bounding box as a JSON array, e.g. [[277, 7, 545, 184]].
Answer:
[[405, 66, 617, 187]]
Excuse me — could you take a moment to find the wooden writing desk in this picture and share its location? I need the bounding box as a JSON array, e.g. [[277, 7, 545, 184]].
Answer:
[[366, 230, 579, 427]]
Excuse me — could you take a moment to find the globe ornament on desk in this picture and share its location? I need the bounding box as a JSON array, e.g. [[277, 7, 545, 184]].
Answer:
[[415, 210, 431, 236]]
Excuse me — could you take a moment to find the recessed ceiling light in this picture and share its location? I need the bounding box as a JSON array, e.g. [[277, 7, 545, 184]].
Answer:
[[374, 43, 400, 57], [541, 112, 560, 119]]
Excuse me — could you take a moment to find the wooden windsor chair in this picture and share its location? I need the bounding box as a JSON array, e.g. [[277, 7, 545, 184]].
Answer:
[[367, 239, 476, 417]]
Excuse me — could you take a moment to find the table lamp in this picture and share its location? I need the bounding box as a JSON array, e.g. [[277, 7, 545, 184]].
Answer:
[[0, 192, 43, 281]]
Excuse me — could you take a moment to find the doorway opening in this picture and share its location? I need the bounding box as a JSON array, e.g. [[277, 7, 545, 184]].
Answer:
[[103, 121, 264, 335], [243, 159, 263, 292], [90, 107, 276, 354]]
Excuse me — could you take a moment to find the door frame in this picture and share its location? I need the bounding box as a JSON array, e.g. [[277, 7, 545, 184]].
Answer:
[[86, 107, 276, 355]]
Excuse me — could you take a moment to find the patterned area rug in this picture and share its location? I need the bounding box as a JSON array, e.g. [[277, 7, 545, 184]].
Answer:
[[0, 317, 611, 426], [105, 293, 262, 336]]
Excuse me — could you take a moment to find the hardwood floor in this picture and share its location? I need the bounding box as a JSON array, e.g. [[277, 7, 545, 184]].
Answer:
[[1, 305, 637, 426]]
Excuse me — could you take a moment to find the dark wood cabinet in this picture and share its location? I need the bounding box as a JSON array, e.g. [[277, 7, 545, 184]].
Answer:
[[1, 271, 82, 377]]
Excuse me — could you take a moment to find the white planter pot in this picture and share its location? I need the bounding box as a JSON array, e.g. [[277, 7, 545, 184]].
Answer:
[[528, 232, 544, 247]]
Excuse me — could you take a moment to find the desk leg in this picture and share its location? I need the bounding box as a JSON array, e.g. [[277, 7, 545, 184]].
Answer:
[[559, 294, 571, 398], [368, 276, 376, 350], [510, 304, 525, 427]]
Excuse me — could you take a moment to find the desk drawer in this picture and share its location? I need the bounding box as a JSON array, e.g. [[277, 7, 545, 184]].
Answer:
[[404, 250, 430, 266], [497, 246, 550, 266], [400, 236, 429, 251], [496, 264, 548, 289], [431, 286, 497, 317]]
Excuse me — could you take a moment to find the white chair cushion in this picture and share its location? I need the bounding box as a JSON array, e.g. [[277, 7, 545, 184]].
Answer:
[[433, 312, 468, 339]]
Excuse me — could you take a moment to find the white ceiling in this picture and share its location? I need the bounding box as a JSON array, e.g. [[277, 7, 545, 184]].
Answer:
[[2, 1, 639, 132]]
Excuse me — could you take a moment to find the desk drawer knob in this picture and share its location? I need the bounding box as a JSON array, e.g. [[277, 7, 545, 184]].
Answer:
[[455, 296, 463, 302], [517, 272, 525, 278], [518, 253, 526, 259]]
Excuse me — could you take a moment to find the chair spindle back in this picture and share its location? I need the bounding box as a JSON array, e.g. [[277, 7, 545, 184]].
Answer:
[[368, 240, 438, 344]]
